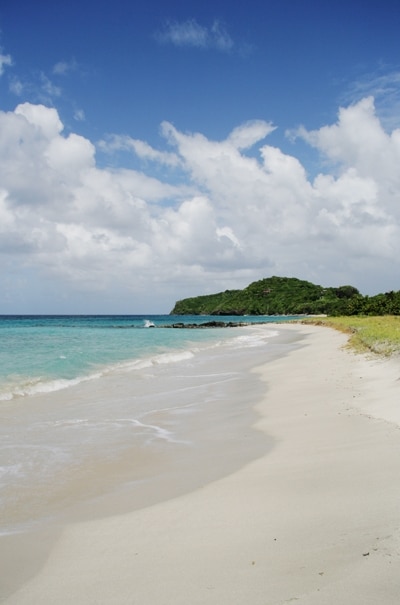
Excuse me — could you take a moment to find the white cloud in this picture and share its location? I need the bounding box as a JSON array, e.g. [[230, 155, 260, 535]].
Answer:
[[1, 98, 400, 312], [348, 70, 400, 101], [39, 73, 62, 99], [343, 69, 400, 130], [294, 97, 400, 221], [53, 61, 69, 75], [209, 20, 234, 52], [228, 120, 276, 150], [216, 226, 242, 249], [45, 133, 95, 181], [74, 109, 85, 122], [156, 19, 233, 52], [0, 189, 15, 228], [0, 51, 12, 76], [99, 134, 181, 167], [295, 97, 396, 174], [9, 76, 24, 96], [15, 102, 63, 138], [53, 59, 77, 75], [10, 72, 63, 105]]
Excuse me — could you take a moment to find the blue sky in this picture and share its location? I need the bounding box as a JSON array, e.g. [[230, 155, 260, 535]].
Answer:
[[0, 0, 400, 313]]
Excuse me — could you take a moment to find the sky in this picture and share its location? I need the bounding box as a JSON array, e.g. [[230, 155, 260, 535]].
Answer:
[[0, 0, 400, 313]]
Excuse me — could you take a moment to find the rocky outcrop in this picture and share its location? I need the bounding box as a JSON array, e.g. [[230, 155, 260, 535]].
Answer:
[[164, 321, 249, 329]]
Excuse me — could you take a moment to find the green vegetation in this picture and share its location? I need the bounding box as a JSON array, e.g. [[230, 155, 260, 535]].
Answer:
[[300, 316, 400, 356], [171, 276, 400, 357], [171, 276, 400, 317], [171, 276, 365, 316]]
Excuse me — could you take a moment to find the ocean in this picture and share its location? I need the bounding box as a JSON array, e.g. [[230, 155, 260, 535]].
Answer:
[[0, 314, 303, 537]]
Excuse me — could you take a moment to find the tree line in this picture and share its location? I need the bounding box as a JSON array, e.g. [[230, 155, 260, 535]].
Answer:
[[170, 276, 400, 316]]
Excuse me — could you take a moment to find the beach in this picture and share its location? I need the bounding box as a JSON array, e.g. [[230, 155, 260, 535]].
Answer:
[[2, 323, 400, 604]]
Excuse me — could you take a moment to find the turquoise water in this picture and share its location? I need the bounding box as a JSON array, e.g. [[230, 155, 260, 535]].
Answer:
[[0, 315, 301, 535], [0, 315, 295, 400]]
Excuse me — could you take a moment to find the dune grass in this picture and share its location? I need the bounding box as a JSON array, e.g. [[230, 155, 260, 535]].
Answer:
[[300, 316, 400, 356]]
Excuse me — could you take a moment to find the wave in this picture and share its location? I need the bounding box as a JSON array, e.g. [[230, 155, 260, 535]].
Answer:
[[0, 349, 196, 402], [0, 325, 278, 403], [0, 372, 103, 402]]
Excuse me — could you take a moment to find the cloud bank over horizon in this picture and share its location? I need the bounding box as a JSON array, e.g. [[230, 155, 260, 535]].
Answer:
[[1, 96, 400, 313]]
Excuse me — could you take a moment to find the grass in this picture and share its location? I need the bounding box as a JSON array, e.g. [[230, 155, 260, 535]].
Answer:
[[299, 316, 400, 357]]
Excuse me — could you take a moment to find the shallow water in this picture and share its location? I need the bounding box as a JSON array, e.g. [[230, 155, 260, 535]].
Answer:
[[0, 316, 303, 536], [0, 314, 293, 400]]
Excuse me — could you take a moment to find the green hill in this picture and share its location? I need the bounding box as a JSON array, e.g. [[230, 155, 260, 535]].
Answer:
[[170, 276, 362, 316], [171, 276, 400, 316]]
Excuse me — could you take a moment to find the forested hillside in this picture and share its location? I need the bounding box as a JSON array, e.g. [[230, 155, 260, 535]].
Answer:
[[170, 276, 400, 316]]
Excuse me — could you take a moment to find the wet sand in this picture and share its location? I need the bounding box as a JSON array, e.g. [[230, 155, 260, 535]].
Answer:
[[3, 324, 400, 604]]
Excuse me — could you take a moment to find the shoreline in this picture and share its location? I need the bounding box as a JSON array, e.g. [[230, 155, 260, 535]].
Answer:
[[3, 324, 400, 603], [0, 324, 301, 597]]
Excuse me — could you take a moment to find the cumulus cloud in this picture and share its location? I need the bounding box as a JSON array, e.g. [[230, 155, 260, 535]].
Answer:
[[15, 102, 63, 137], [156, 19, 233, 52], [343, 69, 400, 130], [99, 134, 182, 168], [295, 97, 396, 172], [228, 120, 276, 149], [0, 98, 399, 312]]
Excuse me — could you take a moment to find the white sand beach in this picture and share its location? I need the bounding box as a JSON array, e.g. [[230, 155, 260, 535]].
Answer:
[[3, 324, 400, 604]]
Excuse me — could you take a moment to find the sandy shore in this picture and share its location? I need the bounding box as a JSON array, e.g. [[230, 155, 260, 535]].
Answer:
[[3, 324, 400, 604]]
